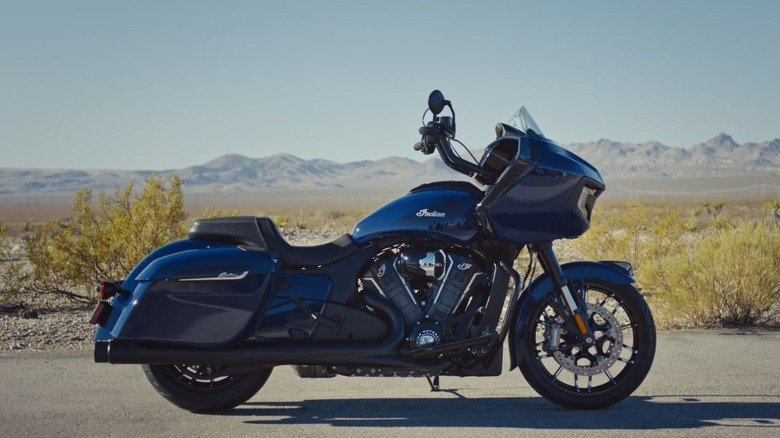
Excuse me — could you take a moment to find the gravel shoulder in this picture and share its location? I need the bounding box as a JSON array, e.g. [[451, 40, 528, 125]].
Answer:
[[1, 309, 92, 351]]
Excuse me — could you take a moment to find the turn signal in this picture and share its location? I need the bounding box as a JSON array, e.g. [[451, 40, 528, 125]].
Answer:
[[574, 313, 589, 335]]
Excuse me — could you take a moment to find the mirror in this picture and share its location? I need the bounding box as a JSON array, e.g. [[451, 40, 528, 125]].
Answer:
[[428, 90, 447, 115]]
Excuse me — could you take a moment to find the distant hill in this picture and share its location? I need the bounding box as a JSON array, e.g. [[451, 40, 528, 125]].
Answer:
[[1, 134, 777, 197], [567, 134, 780, 178]]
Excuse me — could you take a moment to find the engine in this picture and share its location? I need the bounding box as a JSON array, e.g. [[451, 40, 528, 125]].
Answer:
[[361, 248, 484, 351]]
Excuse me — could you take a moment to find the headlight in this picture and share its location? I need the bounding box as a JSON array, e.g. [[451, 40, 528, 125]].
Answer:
[[576, 186, 599, 221]]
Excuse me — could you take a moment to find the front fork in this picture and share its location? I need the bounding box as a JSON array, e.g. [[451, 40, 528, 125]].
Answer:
[[529, 242, 596, 347]]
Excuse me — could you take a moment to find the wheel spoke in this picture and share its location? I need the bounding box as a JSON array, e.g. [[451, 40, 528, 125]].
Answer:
[[605, 369, 616, 385], [552, 365, 564, 382], [574, 373, 580, 392]]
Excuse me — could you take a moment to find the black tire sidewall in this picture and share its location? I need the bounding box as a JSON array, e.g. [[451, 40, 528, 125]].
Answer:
[[518, 279, 656, 409], [142, 364, 273, 413]]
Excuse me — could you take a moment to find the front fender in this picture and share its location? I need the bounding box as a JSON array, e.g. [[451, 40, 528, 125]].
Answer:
[[508, 261, 635, 370]]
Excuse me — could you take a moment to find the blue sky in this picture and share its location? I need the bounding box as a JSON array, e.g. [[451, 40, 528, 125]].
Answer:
[[2, 0, 778, 170]]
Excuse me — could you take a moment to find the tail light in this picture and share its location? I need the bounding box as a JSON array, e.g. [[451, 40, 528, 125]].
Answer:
[[96, 282, 126, 300]]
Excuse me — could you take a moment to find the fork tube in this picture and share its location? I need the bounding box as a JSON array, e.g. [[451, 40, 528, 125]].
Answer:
[[530, 242, 595, 343]]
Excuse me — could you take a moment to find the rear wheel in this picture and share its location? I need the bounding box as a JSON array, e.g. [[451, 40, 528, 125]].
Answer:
[[518, 278, 655, 409], [142, 364, 273, 412]]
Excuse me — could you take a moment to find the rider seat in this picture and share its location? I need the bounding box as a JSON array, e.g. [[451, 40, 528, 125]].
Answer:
[[187, 216, 359, 267]]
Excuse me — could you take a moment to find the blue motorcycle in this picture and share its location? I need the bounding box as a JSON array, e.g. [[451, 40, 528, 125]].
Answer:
[[90, 91, 655, 411]]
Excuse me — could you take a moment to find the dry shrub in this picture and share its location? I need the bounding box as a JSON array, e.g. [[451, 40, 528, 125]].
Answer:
[[0, 224, 27, 302], [575, 200, 780, 328], [573, 199, 689, 276], [19, 175, 187, 305], [198, 207, 240, 219], [645, 220, 780, 328]]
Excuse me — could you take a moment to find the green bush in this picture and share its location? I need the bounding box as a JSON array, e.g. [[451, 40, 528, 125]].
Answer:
[[21, 175, 187, 305]]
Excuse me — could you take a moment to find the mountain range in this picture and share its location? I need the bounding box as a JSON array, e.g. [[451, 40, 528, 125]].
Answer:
[[566, 133, 779, 178], [1, 134, 777, 197]]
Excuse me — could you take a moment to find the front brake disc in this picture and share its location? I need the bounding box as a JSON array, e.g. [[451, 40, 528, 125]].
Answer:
[[550, 303, 623, 376]]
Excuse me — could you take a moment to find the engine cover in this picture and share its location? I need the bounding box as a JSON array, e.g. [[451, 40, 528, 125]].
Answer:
[[362, 250, 481, 329], [409, 319, 442, 350]]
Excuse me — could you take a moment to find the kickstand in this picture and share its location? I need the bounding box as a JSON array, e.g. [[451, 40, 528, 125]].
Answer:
[[425, 374, 440, 392]]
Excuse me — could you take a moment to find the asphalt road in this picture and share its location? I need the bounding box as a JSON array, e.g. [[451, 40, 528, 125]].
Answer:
[[1, 329, 778, 438]]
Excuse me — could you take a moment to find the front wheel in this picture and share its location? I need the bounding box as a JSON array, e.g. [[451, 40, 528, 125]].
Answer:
[[518, 278, 655, 409], [142, 364, 273, 412]]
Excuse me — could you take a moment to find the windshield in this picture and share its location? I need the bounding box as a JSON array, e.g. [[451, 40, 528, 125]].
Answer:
[[507, 106, 544, 138]]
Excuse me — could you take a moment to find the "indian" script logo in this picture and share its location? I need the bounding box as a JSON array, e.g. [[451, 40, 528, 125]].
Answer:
[[416, 208, 446, 218]]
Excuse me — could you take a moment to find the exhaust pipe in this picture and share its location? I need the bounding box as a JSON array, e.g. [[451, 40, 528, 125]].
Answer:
[[95, 293, 447, 371]]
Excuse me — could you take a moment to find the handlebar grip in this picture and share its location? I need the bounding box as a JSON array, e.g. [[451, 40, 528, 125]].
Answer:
[[414, 140, 435, 155], [419, 125, 440, 136]]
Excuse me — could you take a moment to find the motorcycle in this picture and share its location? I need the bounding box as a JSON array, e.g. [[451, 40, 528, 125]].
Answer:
[[90, 90, 655, 412]]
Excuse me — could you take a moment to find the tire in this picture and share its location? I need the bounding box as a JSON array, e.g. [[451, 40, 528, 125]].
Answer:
[[518, 278, 655, 409], [142, 363, 273, 413]]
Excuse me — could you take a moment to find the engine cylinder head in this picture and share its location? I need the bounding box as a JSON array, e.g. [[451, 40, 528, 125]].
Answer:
[[366, 254, 424, 325]]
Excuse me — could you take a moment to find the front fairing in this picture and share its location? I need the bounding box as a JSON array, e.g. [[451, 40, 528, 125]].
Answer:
[[476, 119, 605, 244]]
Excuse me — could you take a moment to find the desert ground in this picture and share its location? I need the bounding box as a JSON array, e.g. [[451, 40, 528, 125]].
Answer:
[[1, 175, 777, 224]]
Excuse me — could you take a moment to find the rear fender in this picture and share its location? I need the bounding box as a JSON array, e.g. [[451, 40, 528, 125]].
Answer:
[[94, 240, 277, 347], [508, 261, 634, 370]]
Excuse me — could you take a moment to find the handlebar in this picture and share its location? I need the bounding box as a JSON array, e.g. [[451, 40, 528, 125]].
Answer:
[[413, 120, 488, 178], [434, 136, 487, 178], [412, 91, 491, 179]]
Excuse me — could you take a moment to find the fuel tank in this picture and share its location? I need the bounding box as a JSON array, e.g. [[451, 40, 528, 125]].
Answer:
[[352, 182, 482, 245]]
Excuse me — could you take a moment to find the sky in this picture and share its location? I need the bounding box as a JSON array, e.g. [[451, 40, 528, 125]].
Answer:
[[1, 0, 778, 170]]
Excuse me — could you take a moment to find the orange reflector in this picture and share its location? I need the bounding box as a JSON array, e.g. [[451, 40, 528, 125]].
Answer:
[[574, 313, 588, 335]]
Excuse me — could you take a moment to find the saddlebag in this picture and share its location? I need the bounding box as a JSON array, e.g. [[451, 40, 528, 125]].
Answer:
[[112, 245, 275, 347]]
